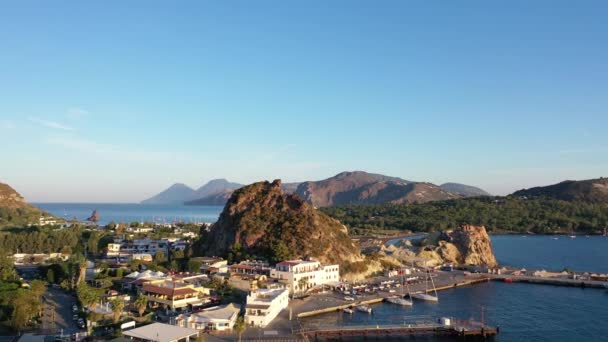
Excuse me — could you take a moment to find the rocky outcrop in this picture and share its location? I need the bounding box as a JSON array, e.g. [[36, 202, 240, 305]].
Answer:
[[416, 225, 497, 267], [87, 210, 99, 223], [195, 179, 364, 267]]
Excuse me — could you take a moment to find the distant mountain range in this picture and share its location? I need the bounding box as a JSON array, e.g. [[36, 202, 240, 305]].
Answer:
[[512, 177, 608, 203], [141, 179, 243, 205], [142, 171, 492, 207], [440, 183, 491, 197]]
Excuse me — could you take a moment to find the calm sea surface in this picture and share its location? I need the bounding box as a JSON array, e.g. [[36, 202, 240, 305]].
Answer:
[[34, 203, 608, 341], [34, 203, 223, 226], [302, 282, 608, 342]]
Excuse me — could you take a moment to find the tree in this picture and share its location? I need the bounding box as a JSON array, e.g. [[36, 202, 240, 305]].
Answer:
[[298, 277, 308, 293], [171, 249, 184, 260], [233, 316, 246, 342], [77, 283, 100, 310], [154, 250, 166, 264], [47, 269, 56, 284], [134, 294, 148, 317], [110, 298, 124, 322], [11, 289, 41, 331], [30, 280, 46, 299], [87, 231, 101, 255], [0, 254, 17, 282], [187, 260, 202, 273]]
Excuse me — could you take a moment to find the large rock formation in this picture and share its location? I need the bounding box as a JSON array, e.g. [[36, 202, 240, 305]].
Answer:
[[416, 225, 497, 267], [195, 179, 364, 267]]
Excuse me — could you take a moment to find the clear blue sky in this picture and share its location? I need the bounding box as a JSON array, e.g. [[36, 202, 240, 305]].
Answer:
[[1, 1, 607, 202]]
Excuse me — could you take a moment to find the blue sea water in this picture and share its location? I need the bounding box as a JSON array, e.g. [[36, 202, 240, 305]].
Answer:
[[33, 203, 608, 341], [492, 234, 608, 274], [302, 282, 608, 342], [34, 203, 223, 226]]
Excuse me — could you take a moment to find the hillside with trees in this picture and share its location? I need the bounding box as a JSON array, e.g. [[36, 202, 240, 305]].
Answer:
[[0, 182, 53, 229], [321, 196, 608, 234]]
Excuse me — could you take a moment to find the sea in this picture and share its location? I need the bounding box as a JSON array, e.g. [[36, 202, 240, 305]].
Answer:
[[34, 202, 223, 226], [35, 203, 608, 341]]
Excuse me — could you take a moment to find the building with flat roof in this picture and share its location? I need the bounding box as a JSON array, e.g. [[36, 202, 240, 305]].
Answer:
[[141, 280, 209, 313], [270, 260, 339, 293], [175, 303, 240, 332], [244, 288, 289, 328], [122, 322, 199, 342]]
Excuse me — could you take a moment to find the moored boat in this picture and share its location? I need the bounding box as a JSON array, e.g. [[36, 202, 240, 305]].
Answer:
[[386, 297, 413, 306], [356, 305, 372, 313], [343, 308, 354, 314], [411, 293, 439, 302]]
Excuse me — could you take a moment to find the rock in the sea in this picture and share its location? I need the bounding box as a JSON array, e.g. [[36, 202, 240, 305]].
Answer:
[[417, 225, 497, 267]]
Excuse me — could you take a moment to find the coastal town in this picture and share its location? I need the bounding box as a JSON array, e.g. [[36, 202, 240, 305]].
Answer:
[[2, 206, 607, 342]]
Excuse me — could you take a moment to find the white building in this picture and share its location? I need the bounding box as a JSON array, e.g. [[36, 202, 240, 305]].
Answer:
[[176, 303, 240, 332], [38, 216, 57, 226], [244, 288, 289, 328], [110, 237, 169, 256], [122, 322, 199, 342], [270, 260, 340, 293]]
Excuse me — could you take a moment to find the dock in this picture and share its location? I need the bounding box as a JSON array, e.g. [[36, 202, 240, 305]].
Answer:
[[489, 273, 608, 288], [295, 319, 498, 340]]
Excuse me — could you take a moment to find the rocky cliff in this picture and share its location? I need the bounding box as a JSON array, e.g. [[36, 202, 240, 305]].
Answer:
[[416, 225, 497, 267], [195, 179, 364, 267]]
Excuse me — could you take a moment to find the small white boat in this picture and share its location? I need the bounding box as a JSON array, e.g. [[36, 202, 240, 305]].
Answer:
[[411, 293, 439, 302], [344, 296, 354, 301], [551, 237, 559, 240], [343, 308, 354, 314], [356, 305, 372, 314], [386, 297, 413, 306], [569, 235, 576, 239]]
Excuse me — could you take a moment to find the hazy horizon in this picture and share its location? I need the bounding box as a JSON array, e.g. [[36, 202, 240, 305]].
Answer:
[[1, 1, 607, 202]]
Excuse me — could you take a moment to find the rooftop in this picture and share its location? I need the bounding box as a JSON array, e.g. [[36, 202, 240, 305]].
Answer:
[[122, 322, 198, 342], [177, 303, 240, 323]]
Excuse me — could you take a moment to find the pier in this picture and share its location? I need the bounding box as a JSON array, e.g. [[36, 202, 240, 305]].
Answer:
[[295, 319, 498, 340]]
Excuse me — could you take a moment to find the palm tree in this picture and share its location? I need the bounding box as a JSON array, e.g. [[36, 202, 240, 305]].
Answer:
[[233, 316, 246, 342], [110, 298, 124, 323], [134, 294, 148, 317], [298, 277, 308, 294]]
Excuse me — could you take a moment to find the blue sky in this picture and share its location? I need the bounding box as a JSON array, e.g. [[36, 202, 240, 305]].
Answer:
[[1, 1, 607, 202]]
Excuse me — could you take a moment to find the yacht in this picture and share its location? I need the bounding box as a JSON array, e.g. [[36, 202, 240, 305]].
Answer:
[[386, 267, 413, 306], [386, 297, 413, 306], [356, 305, 372, 314], [412, 268, 439, 302]]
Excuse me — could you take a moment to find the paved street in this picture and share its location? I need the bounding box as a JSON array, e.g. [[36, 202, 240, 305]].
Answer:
[[42, 287, 82, 336]]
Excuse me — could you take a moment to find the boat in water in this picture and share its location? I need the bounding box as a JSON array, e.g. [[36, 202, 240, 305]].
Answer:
[[356, 305, 372, 313], [386, 267, 414, 306], [386, 297, 413, 306], [412, 268, 439, 302], [343, 308, 354, 314], [411, 293, 439, 302]]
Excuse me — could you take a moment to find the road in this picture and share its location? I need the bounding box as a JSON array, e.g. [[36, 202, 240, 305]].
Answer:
[[41, 287, 82, 336]]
